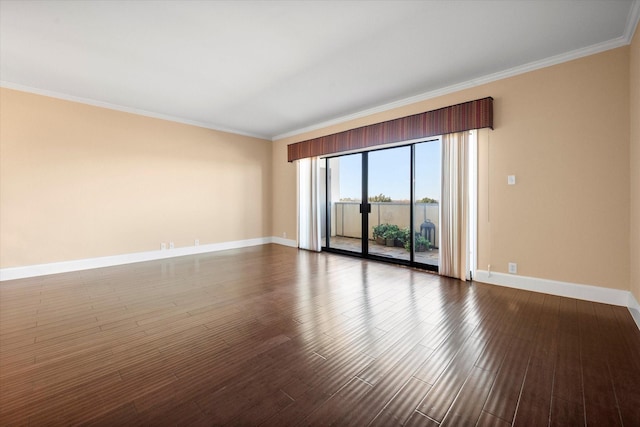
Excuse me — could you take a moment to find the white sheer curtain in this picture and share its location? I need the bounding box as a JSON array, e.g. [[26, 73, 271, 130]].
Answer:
[[440, 131, 470, 280], [297, 157, 321, 251]]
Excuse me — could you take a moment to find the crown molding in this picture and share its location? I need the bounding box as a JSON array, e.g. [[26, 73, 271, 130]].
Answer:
[[4, 0, 638, 145], [0, 81, 271, 141], [625, 0, 640, 43], [273, 33, 632, 142]]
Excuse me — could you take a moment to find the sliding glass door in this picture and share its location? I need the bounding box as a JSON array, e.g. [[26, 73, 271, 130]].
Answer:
[[413, 140, 441, 267], [323, 154, 362, 254], [323, 140, 441, 271], [368, 146, 411, 262]]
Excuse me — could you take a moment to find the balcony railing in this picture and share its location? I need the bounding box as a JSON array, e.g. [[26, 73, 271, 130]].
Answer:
[[330, 201, 439, 247]]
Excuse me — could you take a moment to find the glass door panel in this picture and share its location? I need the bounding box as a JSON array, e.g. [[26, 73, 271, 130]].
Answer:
[[324, 154, 362, 254], [413, 140, 441, 268], [322, 139, 442, 273], [368, 146, 411, 261]]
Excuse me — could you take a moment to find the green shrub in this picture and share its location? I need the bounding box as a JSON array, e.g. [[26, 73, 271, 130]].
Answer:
[[382, 224, 400, 240], [369, 193, 392, 202], [417, 196, 438, 203], [404, 232, 431, 251], [372, 223, 390, 239]]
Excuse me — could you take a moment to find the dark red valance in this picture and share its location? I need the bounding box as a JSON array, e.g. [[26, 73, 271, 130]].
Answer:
[[288, 97, 493, 162]]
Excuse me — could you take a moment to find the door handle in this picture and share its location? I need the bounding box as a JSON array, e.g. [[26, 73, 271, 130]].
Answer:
[[359, 203, 372, 214]]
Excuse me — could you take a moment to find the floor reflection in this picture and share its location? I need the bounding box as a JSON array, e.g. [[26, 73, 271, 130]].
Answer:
[[326, 236, 439, 266]]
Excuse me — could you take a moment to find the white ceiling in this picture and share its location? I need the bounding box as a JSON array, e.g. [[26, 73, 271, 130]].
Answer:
[[1, 1, 639, 140]]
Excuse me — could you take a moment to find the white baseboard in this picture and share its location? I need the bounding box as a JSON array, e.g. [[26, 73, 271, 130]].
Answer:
[[629, 292, 640, 331], [474, 270, 640, 332], [270, 236, 298, 248], [0, 237, 297, 281], [474, 270, 631, 307]]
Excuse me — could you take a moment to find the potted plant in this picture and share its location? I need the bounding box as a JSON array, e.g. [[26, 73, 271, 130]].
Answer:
[[404, 232, 431, 252], [396, 227, 410, 247], [372, 223, 390, 245], [383, 229, 397, 246], [415, 235, 431, 252], [382, 224, 400, 246]]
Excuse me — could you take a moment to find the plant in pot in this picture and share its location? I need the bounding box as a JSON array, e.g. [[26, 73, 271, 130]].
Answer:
[[415, 235, 431, 252], [372, 223, 390, 245], [404, 232, 431, 252], [382, 225, 399, 246], [396, 227, 410, 247]]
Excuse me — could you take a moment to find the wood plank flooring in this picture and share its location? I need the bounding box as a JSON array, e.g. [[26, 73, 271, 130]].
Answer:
[[1, 244, 639, 426]]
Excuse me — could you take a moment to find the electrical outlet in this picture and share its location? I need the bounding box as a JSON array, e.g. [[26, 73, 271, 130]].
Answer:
[[508, 262, 517, 274], [169, 242, 174, 249], [161, 243, 166, 250], [508, 175, 516, 185], [194, 239, 199, 246], [283, 232, 287, 238]]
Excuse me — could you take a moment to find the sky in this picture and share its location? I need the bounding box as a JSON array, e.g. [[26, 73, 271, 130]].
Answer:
[[333, 140, 441, 202]]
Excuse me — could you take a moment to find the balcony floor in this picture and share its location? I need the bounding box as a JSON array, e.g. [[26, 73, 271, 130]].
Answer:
[[326, 236, 439, 266]]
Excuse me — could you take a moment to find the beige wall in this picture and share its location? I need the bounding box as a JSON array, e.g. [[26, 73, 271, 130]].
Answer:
[[0, 88, 272, 268], [271, 132, 297, 241], [274, 46, 631, 291], [631, 25, 640, 302]]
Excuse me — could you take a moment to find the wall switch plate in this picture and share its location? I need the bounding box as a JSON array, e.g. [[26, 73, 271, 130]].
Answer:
[[161, 243, 166, 250], [283, 232, 287, 238], [508, 175, 516, 185], [508, 262, 517, 274], [169, 242, 174, 249], [194, 239, 199, 246]]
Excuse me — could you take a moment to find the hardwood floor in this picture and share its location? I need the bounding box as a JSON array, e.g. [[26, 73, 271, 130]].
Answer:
[[1, 244, 639, 426]]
